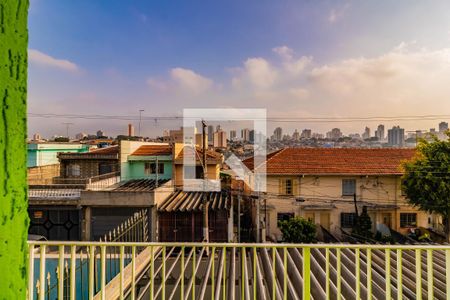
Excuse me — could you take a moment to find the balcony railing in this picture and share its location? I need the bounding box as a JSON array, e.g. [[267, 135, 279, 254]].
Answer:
[[27, 242, 450, 300]]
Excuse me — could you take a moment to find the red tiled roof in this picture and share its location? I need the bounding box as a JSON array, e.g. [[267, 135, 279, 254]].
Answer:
[[243, 148, 416, 175], [131, 145, 172, 156]]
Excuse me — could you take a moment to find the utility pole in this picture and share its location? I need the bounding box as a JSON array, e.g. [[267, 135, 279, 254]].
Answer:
[[138, 109, 144, 137], [237, 185, 241, 243], [62, 122, 74, 139], [353, 193, 359, 217], [201, 120, 209, 243], [256, 180, 260, 242]]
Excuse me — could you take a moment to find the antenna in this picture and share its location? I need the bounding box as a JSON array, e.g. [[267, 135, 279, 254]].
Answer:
[[62, 122, 74, 139]]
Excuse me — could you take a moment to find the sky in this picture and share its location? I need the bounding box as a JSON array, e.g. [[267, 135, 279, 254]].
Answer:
[[28, 0, 450, 138]]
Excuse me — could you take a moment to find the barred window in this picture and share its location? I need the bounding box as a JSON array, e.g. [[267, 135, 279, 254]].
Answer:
[[342, 179, 356, 196], [400, 213, 417, 227], [285, 179, 293, 195], [341, 213, 357, 228], [145, 162, 164, 175]]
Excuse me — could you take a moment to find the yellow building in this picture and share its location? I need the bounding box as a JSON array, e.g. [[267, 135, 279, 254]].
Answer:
[[244, 148, 438, 241]]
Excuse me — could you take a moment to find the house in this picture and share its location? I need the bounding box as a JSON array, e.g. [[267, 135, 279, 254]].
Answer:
[[243, 148, 436, 241], [27, 142, 90, 167]]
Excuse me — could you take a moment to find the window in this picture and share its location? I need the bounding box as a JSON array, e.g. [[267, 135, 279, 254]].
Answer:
[[342, 179, 356, 196], [341, 213, 357, 228], [66, 164, 80, 177], [280, 178, 294, 195], [277, 213, 294, 223], [145, 162, 164, 175], [400, 213, 417, 227]]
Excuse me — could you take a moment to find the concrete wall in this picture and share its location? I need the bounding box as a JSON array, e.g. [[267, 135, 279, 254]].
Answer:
[[258, 175, 432, 241], [27, 143, 89, 167], [173, 164, 220, 188], [0, 1, 29, 297], [124, 156, 172, 181]]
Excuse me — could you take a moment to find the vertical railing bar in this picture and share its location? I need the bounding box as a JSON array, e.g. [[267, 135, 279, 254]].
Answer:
[[28, 244, 35, 300], [355, 248, 360, 300], [181, 246, 185, 300], [70, 246, 76, 300], [272, 247, 276, 300], [150, 246, 154, 300], [367, 249, 372, 300], [385, 249, 391, 300], [283, 247, 287, 300], [192, 246, 196, 300], [446, 249, 450, 300], [427, 249, 433, 300], [336, 248, 341, 300], [241, 247, 245, 300], [119, 246, 124, 300], [58, 245, 65, 300], [416, 249, 422, 300], [396, 249, 402, 300], [211, 246, 215, 300], [162, 246, 166, 300], [101, 246, 106, 300], [39, 245, 46, 300], [222, 246, 226, 300], [325, 248, 330, 300], [131, 246, 136, 300], [253, 247, 257, 300], [89, 245, 95, 300], [303, 247, 311, 300]]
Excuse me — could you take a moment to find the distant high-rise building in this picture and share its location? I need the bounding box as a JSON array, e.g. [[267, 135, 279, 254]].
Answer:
[[301, 129, 312, 139], [249, 130, 255, 143], [362, 127, 371, 140], [439, 121, 448, 133], [75, 132, 87, 140], [216, 125, 221, 132], [273, 127, 282, 141], [96, 130, 105, 138], [32, 133, 42, 141], [327, 128, 342, 140], [213, 130, 227, 148], [128, 124, 135, 137], [292, 129, 300, 141], [195, 133, 208, 148], [388, 126, 405, 147], [208, 125, 214, 145], [375, 124, 385, 141], [229, 130, 237, 140], [241, 128, 250, 142]]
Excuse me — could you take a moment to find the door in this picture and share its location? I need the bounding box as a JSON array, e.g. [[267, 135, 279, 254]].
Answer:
[[320, 212, 330, 230], [382, 213, 392, 228]]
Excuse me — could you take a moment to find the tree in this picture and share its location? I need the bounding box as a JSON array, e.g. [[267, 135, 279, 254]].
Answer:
[[402, 132, 450, 242], [278, 217, 316, 243], [353, 206, 373, 239]]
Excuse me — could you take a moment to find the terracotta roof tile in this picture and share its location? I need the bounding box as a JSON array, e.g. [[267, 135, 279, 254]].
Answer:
[[131, 145, 172, 156], [89, 145, 119, 155], [244, 148, 416, 175]]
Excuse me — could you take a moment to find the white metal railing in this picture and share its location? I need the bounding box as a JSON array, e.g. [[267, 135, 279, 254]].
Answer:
[[27, 242, 450, 300], [86, 176, 120, 191], [28, 189, 81, 199]]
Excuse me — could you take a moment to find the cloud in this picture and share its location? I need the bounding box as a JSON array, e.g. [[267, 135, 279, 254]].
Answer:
[[328, 3, 350, 24], [28, 49, 79, 72], [147, 68, 213, 94], [273, 46, 312, 75], [232, 57, 277, 89]]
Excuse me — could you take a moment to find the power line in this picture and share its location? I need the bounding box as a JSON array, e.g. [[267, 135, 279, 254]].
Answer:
[[28, 112, 450, 123]]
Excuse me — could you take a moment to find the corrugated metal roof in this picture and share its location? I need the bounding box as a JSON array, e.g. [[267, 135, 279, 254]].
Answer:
[[113, 179, 169, 192], [130, 145, 172, 156], [158, 190, 228, 212]]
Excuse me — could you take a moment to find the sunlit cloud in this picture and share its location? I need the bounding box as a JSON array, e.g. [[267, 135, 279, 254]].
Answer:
[[28, 49, 79, 72]]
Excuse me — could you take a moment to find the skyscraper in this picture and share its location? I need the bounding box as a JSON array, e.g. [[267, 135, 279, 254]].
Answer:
[[213, 130, 227, 148], [241, 128, 250, 142], [229, 130, 237, 140], [301, 129, 312, 139], [388, 126, 405, 147], [128, 124, 135, 137], [439, 121, 448, 133], [375, 124, 385, 141], [208, 125, 214, 145], [292, 129, 300, 141], [273, 127, 282, 141], [362, 127, 371, 140]]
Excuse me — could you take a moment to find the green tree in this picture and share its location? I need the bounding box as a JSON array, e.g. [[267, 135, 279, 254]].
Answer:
[[278, 217, 316, 243], [402, 132, 450, 242], [353, 206, 373, 239]]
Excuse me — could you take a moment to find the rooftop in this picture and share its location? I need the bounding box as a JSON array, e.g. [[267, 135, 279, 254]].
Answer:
[[130, 145, 172, 156], [158, 190, 228, 212], [113, 179, 169, 192], [243, 148, 416, 175]]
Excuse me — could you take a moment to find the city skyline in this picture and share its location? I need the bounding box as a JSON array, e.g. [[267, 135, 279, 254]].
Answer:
[[28, 1, 450, 137]]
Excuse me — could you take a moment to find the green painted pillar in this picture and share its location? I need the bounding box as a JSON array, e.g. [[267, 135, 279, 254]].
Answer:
[[0, 0, 29, 299]]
